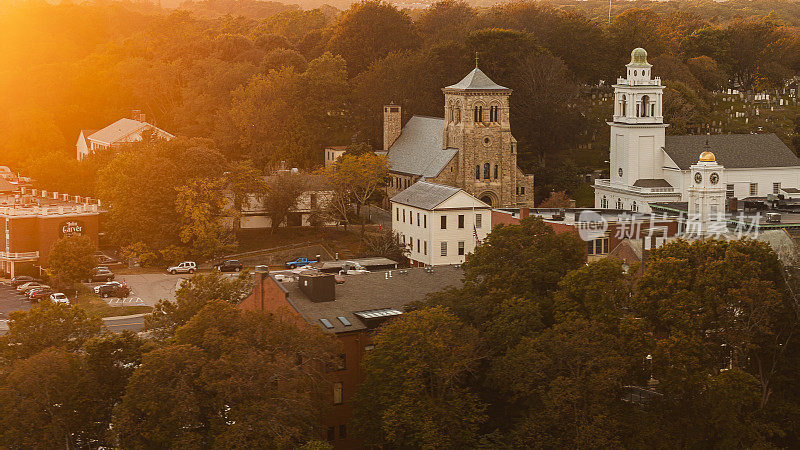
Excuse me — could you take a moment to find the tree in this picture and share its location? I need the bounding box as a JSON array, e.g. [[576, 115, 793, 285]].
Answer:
[[144, 271, 253, 341], [175, 177, 233, 259], [359, 229, 409, 265], [47, 235, 96, 287], [0, 302, 102, 361], [352, 307, 487, 448], [262, 170, 309, 233], [686, 56, 728, 91], [0, 348, 103, 448], [321, 152, 389, 235], [416, 0, 476, 43], [538, 190, 572, 208], [116, 301, 337, 448], [492, 320, 631, 448], [327, 0, 419, 74]]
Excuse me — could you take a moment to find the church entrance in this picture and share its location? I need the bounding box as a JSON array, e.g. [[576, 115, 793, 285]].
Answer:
[[479, 191, 498, 207]]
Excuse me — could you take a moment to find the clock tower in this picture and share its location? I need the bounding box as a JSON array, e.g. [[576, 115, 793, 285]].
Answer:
[[687, 147, 726, 235]]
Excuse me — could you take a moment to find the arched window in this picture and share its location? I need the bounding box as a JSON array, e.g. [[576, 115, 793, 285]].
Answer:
[[494, 164, 498, 179], [616, 198, 623, 209], [620, 95, 627, 117], [641, 95, 650, 117], [632, 201, 638, 212], [489, 105, 500, 123], [601, 196, 608, 208], [484, 163, 490, 179], [454, 103, 461, 123], [475, 164, 480, 179], [474, 106, 483, 123]]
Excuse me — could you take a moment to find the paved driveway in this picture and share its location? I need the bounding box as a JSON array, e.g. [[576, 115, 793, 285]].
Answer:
[[0, 282, 32, 319], [114, 273, 185, 306]]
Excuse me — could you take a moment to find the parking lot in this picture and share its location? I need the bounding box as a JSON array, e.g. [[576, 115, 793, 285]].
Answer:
[[0, 282, 33, 319], [91, 273, 184, 307]]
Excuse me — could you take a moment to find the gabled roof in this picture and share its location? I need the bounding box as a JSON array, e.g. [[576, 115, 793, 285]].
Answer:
[[391, 181, 462, 210], [385, 116, 457, 177], [87, 118, 174, 146], [633, 178, 672, 188], [664, 134, 800, 170], [76, 129, 98, 146], [0, 178, 16, 193], [444, 67, 509, 91]]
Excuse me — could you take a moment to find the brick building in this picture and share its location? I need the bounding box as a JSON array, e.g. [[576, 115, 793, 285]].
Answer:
[[1, 187, 100, 277], [238, 266, 463, 449], [381, 65, 534, 208]]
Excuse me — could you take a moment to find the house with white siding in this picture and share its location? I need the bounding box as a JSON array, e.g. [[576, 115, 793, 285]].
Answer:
[[76, 112, 174, 160], [391, 181, 491, 266]]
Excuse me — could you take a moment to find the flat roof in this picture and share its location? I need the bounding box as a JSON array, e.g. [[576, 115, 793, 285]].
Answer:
[[278, 265, 463, 333]]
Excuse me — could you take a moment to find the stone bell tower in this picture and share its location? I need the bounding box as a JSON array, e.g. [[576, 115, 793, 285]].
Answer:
[[441, 61, 519, 207], [610, 48, 668, 188], [687, 146, 726, 235]]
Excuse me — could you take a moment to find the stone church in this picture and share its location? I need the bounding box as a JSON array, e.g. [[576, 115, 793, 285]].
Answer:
[[381, 65, 534, 208]]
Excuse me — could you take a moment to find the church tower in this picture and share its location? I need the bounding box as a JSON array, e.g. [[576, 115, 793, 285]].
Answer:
[[609, 48, 668, 189], [441, 62, 519, 207], [687, 147, 726, 235]]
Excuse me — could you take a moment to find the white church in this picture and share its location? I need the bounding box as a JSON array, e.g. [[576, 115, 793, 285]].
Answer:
[[595, 48, 800, 213]]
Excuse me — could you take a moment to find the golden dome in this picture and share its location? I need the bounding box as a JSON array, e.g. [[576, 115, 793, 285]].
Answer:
[[699, 151, 716, 162]]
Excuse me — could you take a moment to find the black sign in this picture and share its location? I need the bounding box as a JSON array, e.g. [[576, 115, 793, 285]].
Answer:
[[60, 220, 84, 237]]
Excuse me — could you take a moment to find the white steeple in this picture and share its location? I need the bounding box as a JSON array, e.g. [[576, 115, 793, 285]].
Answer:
[[687, 145, 726, 235]]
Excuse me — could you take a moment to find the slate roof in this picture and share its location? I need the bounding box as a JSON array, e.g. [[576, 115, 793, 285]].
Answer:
[[633, 178, 672, 187], [444, 67, 509, 91], [88, 118, 174, 145], [664, 134, 800, 169], [385, 116, 457, 177], [390, 180, 462, 210], [280, 266, 464, 332]]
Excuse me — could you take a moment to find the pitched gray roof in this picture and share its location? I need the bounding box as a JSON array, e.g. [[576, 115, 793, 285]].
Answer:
[[88, 118, 174, 145], [390, 180, 462, 210], [386, 116, 457, 177], [633, 178, 672, 187], [444, 67, 509, 91], [282, 266, 464, 332], [664, 134, 800, 169]]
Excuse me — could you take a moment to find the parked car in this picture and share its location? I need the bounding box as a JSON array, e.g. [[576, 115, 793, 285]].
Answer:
[[167, 261, 196, 275], [285, 257, 317, 269], [214, 260, 243, 272], [10, 275, 36, 287], [28, 288, 54, 302], [49, 292, 70, 304], [17, 282, 46, 293], [96, 282, 130, 298], [88, 267, 115, 282], [93, 281, 122, 295]]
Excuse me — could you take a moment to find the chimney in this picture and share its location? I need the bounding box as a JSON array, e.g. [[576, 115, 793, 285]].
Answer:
[[254, 265, 269, 311], [383, 104, 402, 151], [519, 207, 530, 219], [299, 273, 336, 302]]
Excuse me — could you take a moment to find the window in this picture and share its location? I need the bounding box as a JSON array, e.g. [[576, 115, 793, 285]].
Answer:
[[474, 105, 483, 122], [641, 95, 650, 117], [710, 205, 718, 220], [441, 215, 447, 229], [402, 209, 405, 222], [726, 184, 735, 199], [441, 241, 447, 256], [588, 238, 609, 255], [336, 353, 346, 370], [750, 183, 758, 196], [601, 196, 608, 208], [417, 239, 420, 253], [396, 207, 399, 221], [458, 214, 465, 229], [484, 163, 490, 179], [339, 425, 347, 439], [333, 382, 343, 404], [416, 212, 420, 226], [424, 215, 427, 228], [631, 201, 637, 212], [327, 427, 335, 442], [621, 94, 627, 117], [494, 164, 498, 179], [458, 241, 465, 255], [773, 182, 781, 194], [489, 105, 499, 122], [424, 241, 427, 255], [475, 165, 480, 179], [616, 198, 623, 209], [475, 213, 482, 228]]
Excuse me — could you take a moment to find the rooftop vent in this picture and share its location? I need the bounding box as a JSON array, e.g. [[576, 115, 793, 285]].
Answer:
[[299, 273, 336, 302]]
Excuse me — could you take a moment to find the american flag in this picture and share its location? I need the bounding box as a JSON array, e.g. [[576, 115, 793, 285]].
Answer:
[[473, 225, 481, 245]]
